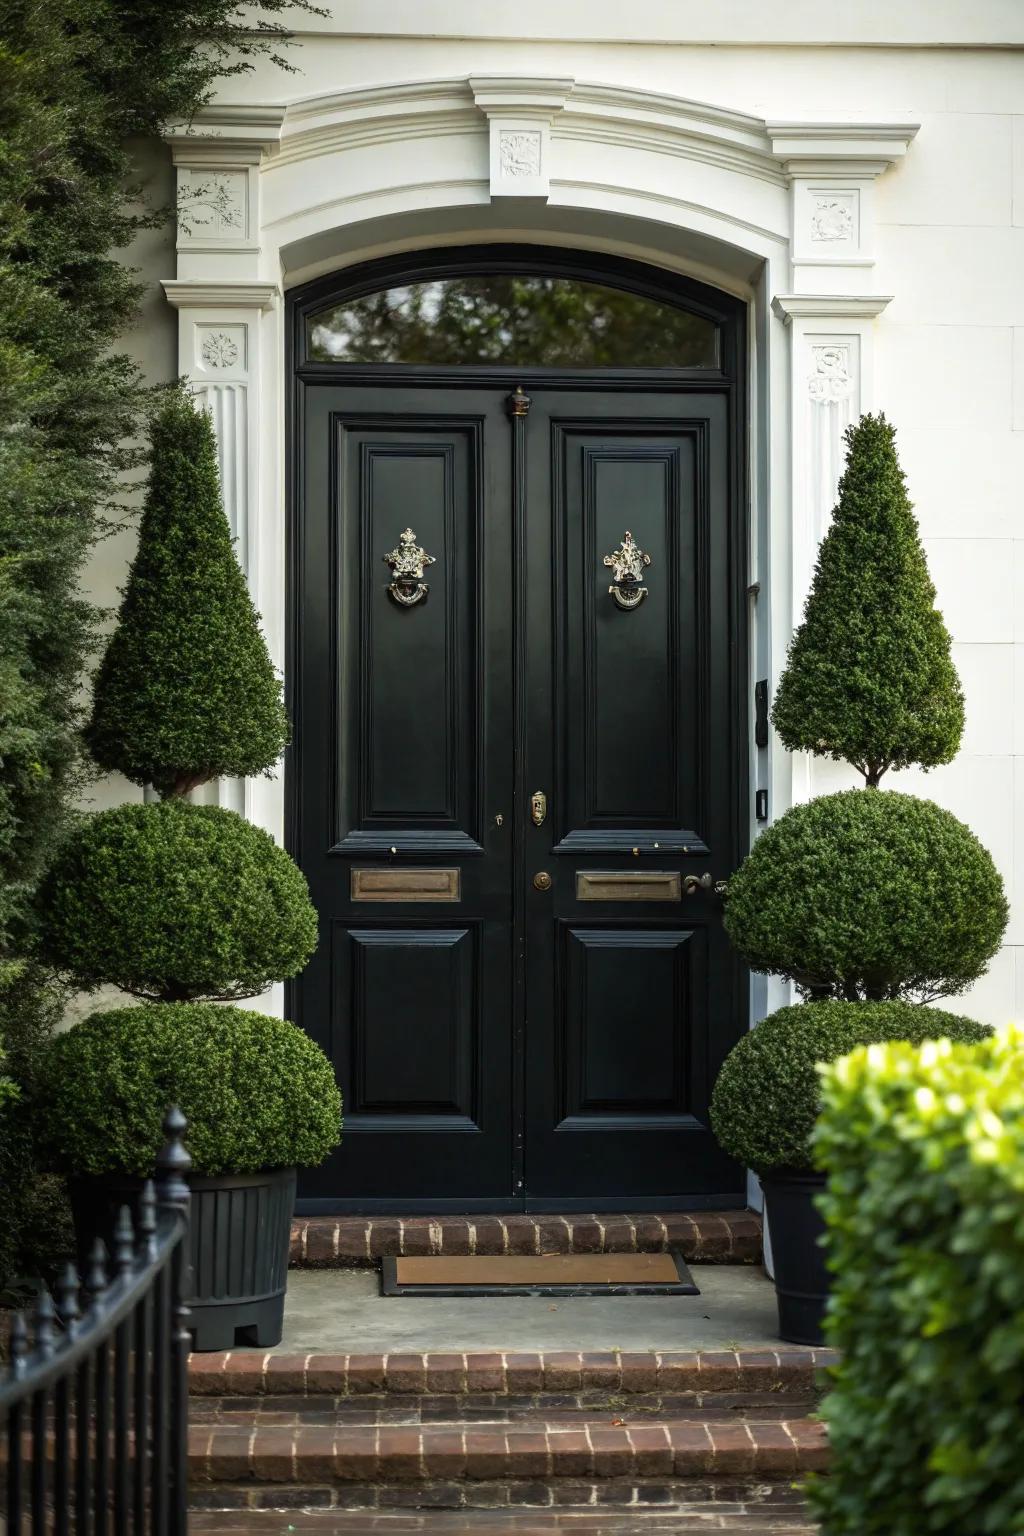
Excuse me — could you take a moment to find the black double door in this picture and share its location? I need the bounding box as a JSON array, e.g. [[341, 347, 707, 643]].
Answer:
[[294, 378, 744, 1211]]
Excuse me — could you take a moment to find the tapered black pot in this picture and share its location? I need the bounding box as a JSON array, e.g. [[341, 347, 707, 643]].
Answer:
[[69, 1166, 296, 1352], [761, 1170, 829, 1346]]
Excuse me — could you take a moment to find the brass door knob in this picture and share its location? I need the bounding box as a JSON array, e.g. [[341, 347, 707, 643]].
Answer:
[[533, 871, 552, 892]]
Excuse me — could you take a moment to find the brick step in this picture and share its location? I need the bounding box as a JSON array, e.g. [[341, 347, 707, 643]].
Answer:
[[189, 1348, 832, 1401], [190, 1494, 816, 1528], [290, 1211, 761, 1266], [188, 1415, 828, 1489]]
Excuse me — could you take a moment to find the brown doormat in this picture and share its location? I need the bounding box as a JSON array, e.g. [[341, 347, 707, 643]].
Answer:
[[380, 1250, 699, 1296]]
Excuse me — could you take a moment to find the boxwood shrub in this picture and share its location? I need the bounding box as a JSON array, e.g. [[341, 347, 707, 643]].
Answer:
[[36, 800, 318, 1000], [811, 1026, 1024, 1533], [723, 789, 1007, 1001], [40, 1004, 342, 1177], [709, 1001, 991, 1175]]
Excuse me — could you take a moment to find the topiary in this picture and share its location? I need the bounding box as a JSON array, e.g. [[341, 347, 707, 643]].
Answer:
[[36, 800, 318, 1001], [85, 389, 289, 797], [723, 789, 1007, 1002], [771, 413, 963, 787], [39, 1004, 341, 1177], [710, 1000, 992, 1175]]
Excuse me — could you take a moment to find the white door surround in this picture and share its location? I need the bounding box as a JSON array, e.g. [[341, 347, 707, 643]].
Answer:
[[161, 76, 916, 1031]]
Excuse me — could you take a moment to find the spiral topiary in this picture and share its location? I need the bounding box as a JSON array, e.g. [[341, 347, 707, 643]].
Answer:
[[723, 789, 1007, 1002], [710, 1001, 992, 1175], [36, 800, 318, 1001], [39, 1004, 341, 1177]]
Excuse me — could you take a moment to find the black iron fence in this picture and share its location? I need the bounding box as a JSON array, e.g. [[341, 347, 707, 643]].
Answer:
[[1, 1108, 192, 1535]]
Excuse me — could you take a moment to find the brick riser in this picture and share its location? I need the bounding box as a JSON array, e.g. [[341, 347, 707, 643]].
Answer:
[[189, 1416, 829, 1487], [290, 1210, 761, 1266]]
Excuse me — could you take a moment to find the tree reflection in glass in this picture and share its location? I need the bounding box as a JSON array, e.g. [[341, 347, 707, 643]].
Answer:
[[306, 275, 719, 367]]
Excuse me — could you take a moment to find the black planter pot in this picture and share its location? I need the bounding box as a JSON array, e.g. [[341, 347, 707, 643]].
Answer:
[[761, 1170, 829, 1346], [69, 1166, 296, 1352]]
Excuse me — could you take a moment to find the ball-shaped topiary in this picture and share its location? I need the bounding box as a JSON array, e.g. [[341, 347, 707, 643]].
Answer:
[[39, 1004, 341, 1177], [710, 1000, 991, 1175], [771, 414, 964, 786], [36, 800, 318, 1001], [86, 390, 289, 798], [723, 789, 1007, 1002]]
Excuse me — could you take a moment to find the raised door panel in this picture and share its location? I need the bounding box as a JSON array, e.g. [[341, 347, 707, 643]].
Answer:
[[554, 425, 707, 855], [335, 421, 481, 853]]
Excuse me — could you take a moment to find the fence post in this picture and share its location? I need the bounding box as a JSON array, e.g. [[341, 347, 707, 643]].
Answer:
[[156, 1106, 192, 1536]]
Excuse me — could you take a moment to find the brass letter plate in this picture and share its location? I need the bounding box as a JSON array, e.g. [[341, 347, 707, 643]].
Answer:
[[576, 871, 681, 902], [351, 868, 460, 902]]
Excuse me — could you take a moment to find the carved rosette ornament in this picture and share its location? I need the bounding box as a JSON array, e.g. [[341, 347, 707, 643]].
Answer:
[[603, 530, 652, 610], [384, 527, 436, 607], [201, 331, 239, 369]]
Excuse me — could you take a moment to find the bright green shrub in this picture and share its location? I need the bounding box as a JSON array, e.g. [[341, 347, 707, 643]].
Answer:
[[723, 790, 1007, 1002], [709, 1001, 991, 1175], [40, 1004, 341, 1177], [811, 1026, 1024, 1533], [36, 800, 318, 1001], [86, 391, 289, 797], [771, 414, 963, 786]]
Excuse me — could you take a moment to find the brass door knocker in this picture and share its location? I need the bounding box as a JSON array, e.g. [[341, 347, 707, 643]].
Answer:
[[603, 530, 651, 610], [384, 527, 435, 607]]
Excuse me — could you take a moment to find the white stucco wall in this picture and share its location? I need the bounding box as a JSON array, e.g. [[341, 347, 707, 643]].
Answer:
[[100, 3, 1024, 1026]]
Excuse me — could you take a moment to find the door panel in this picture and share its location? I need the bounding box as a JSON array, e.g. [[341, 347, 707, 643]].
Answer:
[[296, 386, 513, 1205]]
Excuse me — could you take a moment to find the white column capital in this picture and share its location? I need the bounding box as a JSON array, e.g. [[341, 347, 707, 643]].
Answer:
[[162, 280, 280, 311]]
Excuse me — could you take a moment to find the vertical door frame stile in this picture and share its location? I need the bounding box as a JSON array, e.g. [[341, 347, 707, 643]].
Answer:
[[507, 385, 531, 1202]]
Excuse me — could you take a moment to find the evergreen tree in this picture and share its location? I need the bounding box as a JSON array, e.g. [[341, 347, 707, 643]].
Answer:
[[87, 391, 289, 796], [771, 413, 963, 787]]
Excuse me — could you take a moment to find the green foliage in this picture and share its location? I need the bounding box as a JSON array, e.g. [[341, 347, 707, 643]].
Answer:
[[87, 392, 289, 796], [771, 414, 964, 786], [709, 1001, 991, 1175], [811, 1026, 1024, 1533], [40, 1004, 341, 1177], [37, 801, 318, 1001], [723, 789, 1007, 1003], [0, 964, 74, 1285]]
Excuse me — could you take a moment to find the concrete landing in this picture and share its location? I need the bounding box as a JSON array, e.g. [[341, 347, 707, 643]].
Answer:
[[272, 1265, 795, 1355]]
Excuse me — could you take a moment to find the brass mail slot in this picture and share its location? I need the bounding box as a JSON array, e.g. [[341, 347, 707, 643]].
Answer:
[[351, 868, 461, 902], [576, 871, 681, 902]]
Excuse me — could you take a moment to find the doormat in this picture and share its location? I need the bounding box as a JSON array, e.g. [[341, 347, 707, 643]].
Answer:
[[380, 1251, 699, 1297]]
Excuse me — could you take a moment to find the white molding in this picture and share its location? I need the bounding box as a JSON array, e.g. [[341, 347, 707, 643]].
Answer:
[[773, 294, 894, 321], [767, 120, 919, 170], [162, 280, 280, 310]]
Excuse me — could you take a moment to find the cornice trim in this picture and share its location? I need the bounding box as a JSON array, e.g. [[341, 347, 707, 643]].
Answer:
[[162, 280, 281, 311], [772, 294, 894, 322]]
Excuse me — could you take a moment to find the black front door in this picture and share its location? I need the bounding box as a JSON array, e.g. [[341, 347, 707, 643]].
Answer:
[[293, 377, 745, 1212]]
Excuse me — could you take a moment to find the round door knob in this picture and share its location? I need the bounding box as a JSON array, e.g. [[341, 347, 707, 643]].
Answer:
[[533, 871, 552, 892]]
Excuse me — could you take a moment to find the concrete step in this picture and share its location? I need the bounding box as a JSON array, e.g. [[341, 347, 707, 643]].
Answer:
[[290, 1211, 762, 1267]]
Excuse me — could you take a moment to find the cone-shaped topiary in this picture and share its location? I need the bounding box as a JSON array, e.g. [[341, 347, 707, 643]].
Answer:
[[85, 389, 289, 797], [771, 413, 964, 787], [709, 1000, 991, 1175], [35, 800, 318, 1002], [39, 1004, 341, 1178], [723, 789, 1007, 1003]]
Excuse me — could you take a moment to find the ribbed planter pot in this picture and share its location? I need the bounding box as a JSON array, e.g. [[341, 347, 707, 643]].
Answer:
[[68, 1166, 296, 1352], [761, 1170, 829, 1346]]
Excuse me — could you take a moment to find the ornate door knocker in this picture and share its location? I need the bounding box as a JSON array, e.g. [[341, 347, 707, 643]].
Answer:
[[384, 527, 435, 607], [603, 530, 652, 610]]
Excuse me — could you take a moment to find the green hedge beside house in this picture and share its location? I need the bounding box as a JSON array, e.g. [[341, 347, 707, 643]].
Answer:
[[812, 1027, 1024, 1533]]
